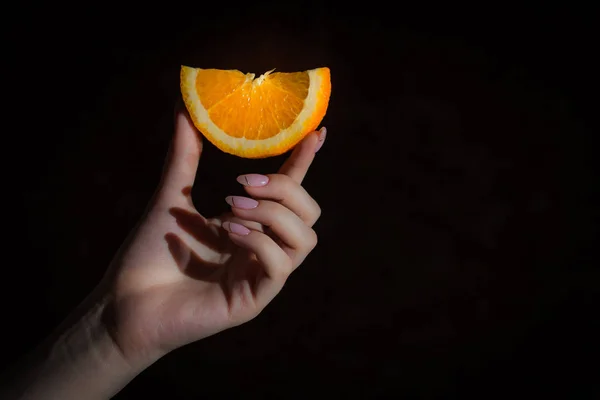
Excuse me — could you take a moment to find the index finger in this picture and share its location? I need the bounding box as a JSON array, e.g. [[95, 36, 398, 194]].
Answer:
[[277, 128, 325, 184]]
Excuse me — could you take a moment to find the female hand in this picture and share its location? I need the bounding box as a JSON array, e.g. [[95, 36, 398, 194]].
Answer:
[[104, 108, 326, 365]]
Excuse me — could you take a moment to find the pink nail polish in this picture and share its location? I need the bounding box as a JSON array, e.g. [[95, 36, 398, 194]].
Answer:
[[222, 221, 250, 235], [237, 174, 269, 187], [225, 196, 259, 209], [315, 127, 327, 153]]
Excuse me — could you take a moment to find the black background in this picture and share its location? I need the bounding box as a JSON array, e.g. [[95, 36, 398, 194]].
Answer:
[[2, 3, 598, 399]]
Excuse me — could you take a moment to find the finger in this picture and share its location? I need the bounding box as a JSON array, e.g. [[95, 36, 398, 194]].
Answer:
[[227, 197, 318, 259], [238, 174, 321, 226], [277, 127, 326, 184], [159, 105, 203, 194], [222, 222, 292, 282], [218, 212, 264, 233]]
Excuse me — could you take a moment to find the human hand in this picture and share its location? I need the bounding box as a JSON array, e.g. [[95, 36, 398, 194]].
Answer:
[[103, 107, 326, 365]]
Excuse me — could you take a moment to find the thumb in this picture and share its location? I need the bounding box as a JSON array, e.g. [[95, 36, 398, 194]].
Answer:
[[159, 105, 203, 195]]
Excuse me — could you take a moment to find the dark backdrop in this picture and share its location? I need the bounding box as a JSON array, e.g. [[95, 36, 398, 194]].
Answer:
[[3, 4, 597, 399]]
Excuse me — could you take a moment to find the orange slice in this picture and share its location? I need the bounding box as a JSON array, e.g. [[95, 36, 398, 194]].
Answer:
[[180, 66, 331, 158]]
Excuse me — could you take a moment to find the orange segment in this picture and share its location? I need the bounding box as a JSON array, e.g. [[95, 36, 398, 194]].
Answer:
[[195, 69, 246, 110], [180, 66, 331, 158]]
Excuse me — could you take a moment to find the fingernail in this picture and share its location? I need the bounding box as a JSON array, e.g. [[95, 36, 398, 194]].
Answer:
[[237, 174, 269, 187], [315, 127, 327, 153], [222, 221, 250, 235], [225, 196, 259, 209]]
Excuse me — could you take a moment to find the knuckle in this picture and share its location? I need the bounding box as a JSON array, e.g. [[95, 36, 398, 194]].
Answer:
[[312, 202, 322, 221], [304, 199, 321, 226], [307, 229, 319, 250], [283, 258, 295, 276], [273, 258, 293, 282]]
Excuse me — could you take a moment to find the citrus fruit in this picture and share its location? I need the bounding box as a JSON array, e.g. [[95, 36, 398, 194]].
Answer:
[[180, 66, 331, 158]]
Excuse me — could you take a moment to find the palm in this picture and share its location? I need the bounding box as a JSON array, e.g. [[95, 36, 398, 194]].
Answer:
[[108, 204, 267, 359], [105, 109, 322, 362]]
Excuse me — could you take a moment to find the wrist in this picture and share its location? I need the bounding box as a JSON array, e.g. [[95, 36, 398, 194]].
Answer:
[[4, 284, 153, 400], [47, 299, 138, 399]]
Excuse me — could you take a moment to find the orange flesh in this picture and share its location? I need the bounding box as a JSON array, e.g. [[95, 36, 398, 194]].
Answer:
[[195, 69, 310, 140]]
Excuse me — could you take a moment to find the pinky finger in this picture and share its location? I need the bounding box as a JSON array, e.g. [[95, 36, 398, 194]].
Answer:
[[220, 213, 264, 233], [223, 221, 292, 283]]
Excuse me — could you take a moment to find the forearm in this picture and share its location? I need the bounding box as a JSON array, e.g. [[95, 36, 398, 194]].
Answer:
[[1, 286, 149, 400]]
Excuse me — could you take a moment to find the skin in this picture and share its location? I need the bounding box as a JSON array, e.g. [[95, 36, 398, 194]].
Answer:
[[2, 108, 325, 399]]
